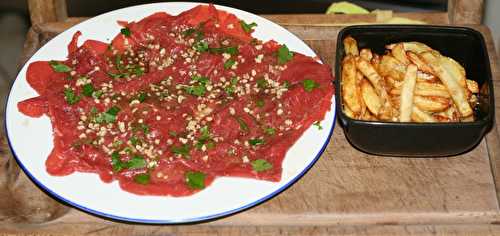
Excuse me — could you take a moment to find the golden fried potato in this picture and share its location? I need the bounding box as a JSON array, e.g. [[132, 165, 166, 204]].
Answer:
[[414, 96, 451, 112], [411, 106, 437, 122], [361, 79, 382, 116], [341, 57, 362, 114], [379, 55, 406, 81], [387, 42, 432, 54], [466, 79, 479, 93], [420, 52, 473, 117], [343, 36, 359, 56], [399, 64, 418, 122], [407, 51, 434, 74], [391, 43, 411, 65], [360, 48, 373, 61]]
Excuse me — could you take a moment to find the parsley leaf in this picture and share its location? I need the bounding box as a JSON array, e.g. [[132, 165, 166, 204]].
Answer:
[[303, 79, 319, 92], [249, 138, 264, 146], [195, 41, 209, 52], [240, 20, 257, 33], [136, 92, 147, 102], [182, 28, 196, 37], [209, 46, 239, 55], [264, 127, 275, 135], [313, 121, 323, 130], [171, 144, 191, 157], [235, 117, 249, 132], [130, 136, 141, 146], [184, 84, 206, 96], [96, 106, 120, 123], [111, 152, 125, 172], [185, 171, 206, 189], [251, 159, 273, 172], [256, 78, 268, 89], [277, 44, 293, 64], [63, 88, 80, 105], [92, 90, 103, 99], [255, 99, 265, 107], [224, 59, 236, 69], [82, 83, 95, 97], [120, 27, 131, 37], [126, 155, 147, 169], [134, 173, 150, 185], [49, 60, 71, 73]]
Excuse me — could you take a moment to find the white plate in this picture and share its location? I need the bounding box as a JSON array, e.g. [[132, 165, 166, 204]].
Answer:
[[5, 2, 336, 223]]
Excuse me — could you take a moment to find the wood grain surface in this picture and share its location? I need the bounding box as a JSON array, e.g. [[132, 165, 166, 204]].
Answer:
[[1, 13, 500, 235]]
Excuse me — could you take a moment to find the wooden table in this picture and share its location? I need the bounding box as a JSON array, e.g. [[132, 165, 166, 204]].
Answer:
[[1, 13, 500, 235]]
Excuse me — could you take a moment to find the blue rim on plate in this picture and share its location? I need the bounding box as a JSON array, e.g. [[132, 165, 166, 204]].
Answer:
[[4, 2, 336, 224]]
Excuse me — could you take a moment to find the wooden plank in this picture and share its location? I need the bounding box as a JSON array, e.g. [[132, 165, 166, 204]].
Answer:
[[27, 0, 67, 25], [2, 14, 500, 235], [448, 0, 484, 24]]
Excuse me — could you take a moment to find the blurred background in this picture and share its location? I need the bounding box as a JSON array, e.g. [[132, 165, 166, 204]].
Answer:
[[0, 0, 498, 114]]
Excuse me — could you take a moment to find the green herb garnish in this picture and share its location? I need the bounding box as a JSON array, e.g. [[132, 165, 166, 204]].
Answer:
[[264, 127, 275, 135], [136, 92, 147, 102], [49, 60, 71, 73], [209, 46, 238, 55], [313, 121, 323, 130], [92, 90, 103, 99], [185, 84, 206, 96], [63, 88, 80, 105], [82, 83, 95, 97], [235, 117, 249, 132], [185, 171, 206, 189], [302, 79, 319, 92], [277, 44, 293, 64], [134, 173, 150, 185], [224, 59, 236, 69], [240, 20, 257, 33], [195, 41, 209, 52], [120, 27, 131, 37], [126, 155, 147, 169], [256, 78, 268, 89], [171, 144, 191, 157], [251, 159, 273, 172], [256, 99, 265, 107], [111, 152, 125, 172], [249, 138, 264, 146]]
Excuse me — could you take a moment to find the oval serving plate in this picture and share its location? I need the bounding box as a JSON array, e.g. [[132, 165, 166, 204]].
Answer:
[[5, 2, 335, 223]]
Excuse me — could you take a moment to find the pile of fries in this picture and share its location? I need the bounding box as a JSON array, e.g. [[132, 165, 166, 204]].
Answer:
[[341, 36, 478, 122]]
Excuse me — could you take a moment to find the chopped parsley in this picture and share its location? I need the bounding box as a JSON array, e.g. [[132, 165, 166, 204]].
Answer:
[[240, 20, 257, 33], [134, 173, 150, 185], [82, 83, 95, 97], [126, 155, 147, 169], [196, 126, 214, 150], [95, 106, 120, 123], [120, 27, 131, 37], [249, 138, 264, 146], [264, 127, 276, 135], [172, 144, 191, 157], [235, 117, 249, 132], [313, 121, 323, 130], [255, 99, 265, 107], [185, 171, 206, 189], [224, 77, 238, 95], [209, 46, 238, 55], [303, 79, 319, 92], [224, 59, 236, 69], [195, 41, 209, 52], [111, 152, 125, 172], [49, 60, 71, 73], [138, 123, 150, 134], [63, 88, 80, 105], [169, 131, 177, 137], [277, 44, 293, 64], [185, 84, 206, 96], [182, 28, 197, 37], [92, 90, 103, 99], [136, 92, 147, 102], [130, 136, 141, 146], [251, 159, 273, 172], [256, 78, 268, 89]]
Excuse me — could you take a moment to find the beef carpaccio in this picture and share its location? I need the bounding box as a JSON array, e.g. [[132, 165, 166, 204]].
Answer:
[[18, 4, 334, 196]]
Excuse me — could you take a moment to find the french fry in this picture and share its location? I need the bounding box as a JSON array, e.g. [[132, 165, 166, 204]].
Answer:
[[416, 71, 438, 82], [414, 96, 451, 112], [399, 64, 418, 122], [379, 55, 406, 80], [407, 52, 434, 74], [387, 42, 432, 53], [391, 43, 411, 65], [411, 106, 437, 122], [343, 105, 355, 118], [420, 52, 473, 117], [341, 57, 362, 114], [466, 79, 479, 93], [386, 76, 403, 89], [390, 82, 451, 98], [360, 48, 373, 61], [343, 36, 359, 56], [439, 56, 467, 88], [356, 71, 367, 117], [361, 79, 382, 116]]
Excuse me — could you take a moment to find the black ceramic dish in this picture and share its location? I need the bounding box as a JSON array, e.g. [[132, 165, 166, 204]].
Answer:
[[335, 25, 495, 157]]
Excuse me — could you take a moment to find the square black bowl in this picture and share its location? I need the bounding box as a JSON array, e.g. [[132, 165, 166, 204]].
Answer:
[[335, 25, 495, 157]]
